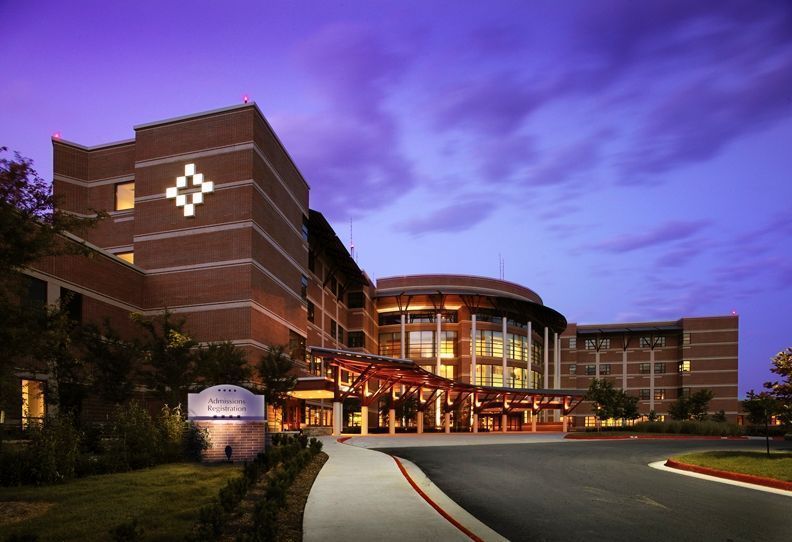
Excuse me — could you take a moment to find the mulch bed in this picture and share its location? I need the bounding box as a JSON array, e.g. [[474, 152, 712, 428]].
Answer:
[[221, 451, 328, 541], [0, 501, 54, 526]]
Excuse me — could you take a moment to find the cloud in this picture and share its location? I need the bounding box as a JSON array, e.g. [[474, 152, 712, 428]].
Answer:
[[396, 197, 496, 236], [525, 136, 607, 187], [273, 23, 415, 220], [593, 220, 709, 253]]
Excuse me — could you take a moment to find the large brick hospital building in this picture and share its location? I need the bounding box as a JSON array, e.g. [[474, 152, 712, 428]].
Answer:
[[9, 103, 739, 431]]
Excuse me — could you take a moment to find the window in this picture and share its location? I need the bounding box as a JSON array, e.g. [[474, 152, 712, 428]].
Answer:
[[679, 360, 691, 373], [288, 331, 306, 362], [508, 333, 527, 361], [682, 332, 691, 346], [329, 275, 337, 295], [639, 389, 650, 400], [585, 338, 610, 350], [337, 326, 344, 345], [569, 337, 577, 349], [679, 387, 691, 398], [308, 251, 316, 273], [408, 330, 435, 359], [115, 181, 135, 210], [600, 364, 611, 375], [639, 363, 651, 374], [569, 364, 577, 375], [301, 215, 309, 241], [347, 331, 364, 348], [654, 362, 665, 374], [584, 416, 597, 428], [330, 319, 337, 340], [300, 275, 308, 300], [440, 364, 455, 380], [60, 287, 83, 323], [654, 389, 665, 401], [378, 332, 401, 357], [337, 284, 345, 302], [509, 367, 527, 387], [408, 311, 435, 323], [307, 301, 315, 323], [440, 331, 457, 358], [475, 365, 503, 386], [347, 291, 365, 309], [378, 312, 401, 326], [115, 251, 134, 264], [585, 365, 596, 376], [475, 330, 504, 357], [21, 379, 46, 429], [26, 277, 47, 307], [640, 336, 666, 348]]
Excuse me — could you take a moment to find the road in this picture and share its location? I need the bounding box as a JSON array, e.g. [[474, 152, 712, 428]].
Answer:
[[375, 439, 792, 542]]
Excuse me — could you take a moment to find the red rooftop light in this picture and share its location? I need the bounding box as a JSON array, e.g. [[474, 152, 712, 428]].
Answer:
[[242, 94, 249, 104], [52, 131, 61, 139]]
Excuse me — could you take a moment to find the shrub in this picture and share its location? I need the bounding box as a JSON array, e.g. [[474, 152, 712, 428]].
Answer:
[[157, 405, 185, 462], [184, 422, 211, 461], [26, 414, 81, 484], [6, 534, 39, 542], [107, 402, 162, 470], [194, 503, 224, 539], [109, 518, 144, 542], [632, 420, 739, 436], [309, 437, 323, 454], [298, 433, 308, 449]]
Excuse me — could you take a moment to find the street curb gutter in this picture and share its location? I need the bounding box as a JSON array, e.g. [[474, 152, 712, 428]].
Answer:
[[648, 461, 792, 497], [664, 459, 792, 491], [393, 456, 509, 542]]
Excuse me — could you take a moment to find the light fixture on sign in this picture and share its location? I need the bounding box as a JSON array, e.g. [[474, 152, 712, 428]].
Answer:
[[165, 163, 214, 217]]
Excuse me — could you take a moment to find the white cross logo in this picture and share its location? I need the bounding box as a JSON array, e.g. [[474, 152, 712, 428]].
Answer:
[[165, 163, 214, 217]]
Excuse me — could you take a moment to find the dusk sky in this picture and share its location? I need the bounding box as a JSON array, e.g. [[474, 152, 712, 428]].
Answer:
[[1, 1, 790, 396]]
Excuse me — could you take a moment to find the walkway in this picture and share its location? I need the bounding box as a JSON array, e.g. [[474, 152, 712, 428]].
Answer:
[[303, 436, 508, 542]]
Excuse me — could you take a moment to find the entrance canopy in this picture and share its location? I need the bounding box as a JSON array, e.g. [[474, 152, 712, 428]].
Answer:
[[306, 347, 585, 417]]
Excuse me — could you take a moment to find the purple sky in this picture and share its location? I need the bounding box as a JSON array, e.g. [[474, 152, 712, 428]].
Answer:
[[2, 1, 790, 396]]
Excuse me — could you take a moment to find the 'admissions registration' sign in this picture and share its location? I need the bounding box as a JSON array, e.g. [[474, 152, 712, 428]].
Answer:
[[187, 385, 266, 421]]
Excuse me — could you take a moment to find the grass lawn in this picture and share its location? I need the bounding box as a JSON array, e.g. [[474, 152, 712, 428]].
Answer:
[[0, 462, 239, 541], [670, 451, 792, 482]]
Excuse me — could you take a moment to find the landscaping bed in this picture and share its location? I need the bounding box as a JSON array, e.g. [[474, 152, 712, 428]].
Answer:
[[0, 462, 238, 540], [566, 433, 747, 440], [668, 451, 792, 487]]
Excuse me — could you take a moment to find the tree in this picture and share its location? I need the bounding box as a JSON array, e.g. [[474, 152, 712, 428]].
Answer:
[[668, 389, 713, 421], [80, 320, 139, 405], [257, 345, 297, 431], [195, 341, 252, 387], [134, 311, 198, 407], [742, 390, 780, 457], [765, 347, 792, 425], [0, 148, 102, 427], [620, 392, 640, 423], [585, 379, 618, 429], [688, 389, 714, 421]]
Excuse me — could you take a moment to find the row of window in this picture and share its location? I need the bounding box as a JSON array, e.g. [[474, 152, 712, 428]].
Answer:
[[579, 335, 678, 351], [378, 311, 459, 326], [570, 360, 692, 375], [474, 330, 543, 363]]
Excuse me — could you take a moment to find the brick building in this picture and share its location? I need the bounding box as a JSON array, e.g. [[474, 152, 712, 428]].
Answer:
[[6, 103, 739, 431]]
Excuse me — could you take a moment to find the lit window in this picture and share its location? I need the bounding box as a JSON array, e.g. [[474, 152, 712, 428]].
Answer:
[[475, 364, 503, 386], [378, 333, 401, 357], [654, 389, 665, 400], [440, 331, 457, 358], [679, 360, 691, 373], [584, 416, 597, 428], [21, 380, 46, 429], [409, 330, 435, 359], [440, 364, 455, 380], [475, 330, 504, 358], [115, 182, 135, 211], [117, 251, 134, 264]]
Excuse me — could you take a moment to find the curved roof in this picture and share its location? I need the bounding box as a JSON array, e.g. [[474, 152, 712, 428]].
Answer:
[[375, 274, 567, 333]]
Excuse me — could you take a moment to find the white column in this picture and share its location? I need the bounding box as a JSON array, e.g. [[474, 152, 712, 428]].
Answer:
[[444, 411, 451, 433], [436, 313, 442, 375], [332, 401, 343, 436], [554, 332, 560, 389], [650, 347, 655, 412], [502, 316, 508, 387], [543, 327, 549, 388], [361, 405, 369, 436], [531, 411, 537, 432], [527, 321, 533, 388], [472, 412, 479, 433], [622, 348, 628, 390], [417, 405, 424, 434], [471, 313, 477, 385], [389, 407, 396, 435], [501, 413, 508, 432], [562, 416, 569, 432], [400, 313, 406, 358]]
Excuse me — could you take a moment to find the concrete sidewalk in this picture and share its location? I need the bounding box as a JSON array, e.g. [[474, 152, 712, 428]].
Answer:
[[303, 436, 497, 541]]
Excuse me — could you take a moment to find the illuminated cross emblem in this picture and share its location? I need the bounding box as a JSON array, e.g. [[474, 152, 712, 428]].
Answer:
[[165, 163, 214, 217]]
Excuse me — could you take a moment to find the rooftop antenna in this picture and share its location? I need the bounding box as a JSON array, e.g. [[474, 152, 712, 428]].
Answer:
[[350, 219, 356, 261]]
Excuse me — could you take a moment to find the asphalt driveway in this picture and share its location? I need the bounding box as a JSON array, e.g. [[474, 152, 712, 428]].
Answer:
[[375, 439, 792, 542]]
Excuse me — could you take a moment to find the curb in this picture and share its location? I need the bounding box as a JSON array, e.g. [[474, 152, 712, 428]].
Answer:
[[565, 434, 747, 440], [664, 459, 792, 491]]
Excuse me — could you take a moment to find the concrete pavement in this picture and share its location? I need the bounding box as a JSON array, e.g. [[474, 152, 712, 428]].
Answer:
[[303, 435, 506, 542]]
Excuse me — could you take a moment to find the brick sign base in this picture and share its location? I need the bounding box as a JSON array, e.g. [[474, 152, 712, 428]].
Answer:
[[196, 420, 266, 462]]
